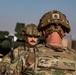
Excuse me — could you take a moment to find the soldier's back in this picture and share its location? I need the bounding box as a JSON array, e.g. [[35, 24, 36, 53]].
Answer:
[[36, 44, 76, 75]]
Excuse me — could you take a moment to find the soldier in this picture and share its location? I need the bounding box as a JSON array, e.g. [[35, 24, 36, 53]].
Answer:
[[0, 24, 41, 75], [37, 10, 76, 75], [12, 10, 76, 75]]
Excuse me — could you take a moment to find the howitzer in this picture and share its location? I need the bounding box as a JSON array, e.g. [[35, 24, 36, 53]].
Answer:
[[0, 35, 25, 56], [0, 22, 25, 56], [0, 31, 9, 40], [0, 31, 10, 55]]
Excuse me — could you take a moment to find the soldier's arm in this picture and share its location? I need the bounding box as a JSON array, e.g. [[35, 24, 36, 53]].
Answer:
[[5, 46, 25, 75], [5, 58, 23, 75], [0, 47, 19, 74], [0, 52, 11, 74], [0, 47, 18, 69], [4, 59, 22, 75], [13, 60, 22, 75]]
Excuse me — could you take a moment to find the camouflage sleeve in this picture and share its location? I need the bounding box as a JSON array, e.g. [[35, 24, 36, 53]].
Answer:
[[5, 59, 23, 75], [4, 47, 25, 75], [0, 47, 19, 74], [3, 46, 25, 75], [4, 59, 22, 75], [15, 60, 22, 73], [14, 59, 22, 74], [0, 52, 11, 74], [7, 51, 28, 75]]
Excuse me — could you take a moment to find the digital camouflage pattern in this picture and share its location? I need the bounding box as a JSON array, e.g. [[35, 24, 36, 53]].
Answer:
[[5, 44, 76, 75]]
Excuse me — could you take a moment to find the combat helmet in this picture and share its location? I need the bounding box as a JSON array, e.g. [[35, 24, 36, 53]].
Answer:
[[22, 24, 41, 37], [38, 10, 71, 33]]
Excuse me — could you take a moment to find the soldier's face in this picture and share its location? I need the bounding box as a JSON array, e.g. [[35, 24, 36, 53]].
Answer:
[[26, 35, 38, 46]]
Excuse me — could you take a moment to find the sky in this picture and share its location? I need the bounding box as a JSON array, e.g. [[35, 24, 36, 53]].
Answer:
[[0, 0, 76, 39]]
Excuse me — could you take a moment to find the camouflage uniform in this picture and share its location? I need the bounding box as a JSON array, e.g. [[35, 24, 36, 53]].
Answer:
[[5, 44, 76, 75], [0, 24, 41, 75], [9, 10, 76, 75]]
